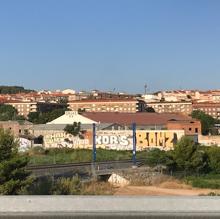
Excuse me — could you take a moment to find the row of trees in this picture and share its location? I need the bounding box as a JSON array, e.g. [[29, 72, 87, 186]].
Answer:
[[28, 109, 67, 124], [0, 105, 25, 121], [191, 110, 218, 135], [146, 136, 220, 175], [0, 104, 67, 123], [0, 86, 34, 94]]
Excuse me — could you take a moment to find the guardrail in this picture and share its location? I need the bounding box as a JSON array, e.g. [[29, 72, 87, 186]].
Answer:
[[0, 196, 219, 218]]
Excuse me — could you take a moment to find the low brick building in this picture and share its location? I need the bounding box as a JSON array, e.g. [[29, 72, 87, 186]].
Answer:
[[0, 121, 33, 136], [167, 120, 201, 135]]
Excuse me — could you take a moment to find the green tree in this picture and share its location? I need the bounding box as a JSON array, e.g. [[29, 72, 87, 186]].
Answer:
[[0, 129, 32, 195], [64, 122, 84, 138], [145, 148, 168, 166], [15, 115, 26, 121], [0, 105, 17, 121], [47, 109, 66, 122], [28, 109, 66, 124], [206, 146, 220, 173], [28, 112, 40, 124], [27, 177, 53, 195], [0, 86, 34, 94], [0, 104, 27, 121], [168, 137, 208, 174], [191, 110, 216, 135]]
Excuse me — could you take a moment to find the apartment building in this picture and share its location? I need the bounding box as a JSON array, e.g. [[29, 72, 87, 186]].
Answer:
[[68, 99, 146, 113], [192, 102, 220, 119], [147, 101, 193, 115], [146, 90, 220, 103], [6, 101, 67, 117]]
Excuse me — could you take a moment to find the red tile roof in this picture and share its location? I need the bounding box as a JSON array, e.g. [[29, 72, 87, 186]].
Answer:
[[83, 112, 194, 125]]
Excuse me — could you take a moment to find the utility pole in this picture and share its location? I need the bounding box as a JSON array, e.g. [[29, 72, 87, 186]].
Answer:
[[92, 123, 97, 179], [132, 123, 137, 167], [92, 123, 97, 163]]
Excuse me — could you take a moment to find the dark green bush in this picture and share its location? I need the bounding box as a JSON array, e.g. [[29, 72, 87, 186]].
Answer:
[[27, 177, 53, 195], [185, 175, 220, 189]]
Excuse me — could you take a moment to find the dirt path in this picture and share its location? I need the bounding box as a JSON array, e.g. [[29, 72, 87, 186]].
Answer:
[[114, 185, 220, 196]]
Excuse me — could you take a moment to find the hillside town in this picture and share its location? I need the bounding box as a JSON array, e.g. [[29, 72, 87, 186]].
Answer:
[[0, 86, 220, 151]]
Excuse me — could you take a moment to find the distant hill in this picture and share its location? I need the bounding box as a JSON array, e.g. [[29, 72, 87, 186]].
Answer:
[[0, 86, 35, 94]]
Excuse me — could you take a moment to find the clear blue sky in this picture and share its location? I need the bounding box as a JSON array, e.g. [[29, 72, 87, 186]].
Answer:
[[0, 0, 220, 93]]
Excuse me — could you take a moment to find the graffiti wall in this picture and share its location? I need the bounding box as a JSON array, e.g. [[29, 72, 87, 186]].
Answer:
[[43, 129, 185, 150], [43, 131, 92, 149], [136, 130, 185, 150]]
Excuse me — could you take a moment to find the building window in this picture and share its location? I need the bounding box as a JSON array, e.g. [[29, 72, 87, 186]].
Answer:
[[195, 128, 198, 133]]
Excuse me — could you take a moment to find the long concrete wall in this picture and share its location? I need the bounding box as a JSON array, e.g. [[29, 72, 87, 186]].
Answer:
[[0, 196, 220, 218], [44, 130, 185, 151], [199, 135, 220, 146]]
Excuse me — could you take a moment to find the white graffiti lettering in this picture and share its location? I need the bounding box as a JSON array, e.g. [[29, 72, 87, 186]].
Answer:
[[96, 135, 129, 146]]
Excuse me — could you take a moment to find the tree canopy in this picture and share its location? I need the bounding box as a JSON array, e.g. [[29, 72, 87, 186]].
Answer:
[[0, 105, 25, 121], [0, 86, 34, 94], [167, 137, 208, 174], [64, 122, 84, 139], [145, 148, 168, 166], [205, 146, 220, 173], [28, 108, 66, 124], [0, 105, 17, 121], [0, 129, 32, 195], [191, 110, 216, 135]]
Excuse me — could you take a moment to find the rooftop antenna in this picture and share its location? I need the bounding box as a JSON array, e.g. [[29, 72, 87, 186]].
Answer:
[[144, 84, 147, 95]]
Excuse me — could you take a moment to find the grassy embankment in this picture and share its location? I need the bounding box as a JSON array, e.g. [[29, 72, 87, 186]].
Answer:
[[24, 175, 115, 195], [26, 146, 220, 191], [27, 147, 149, 165]]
